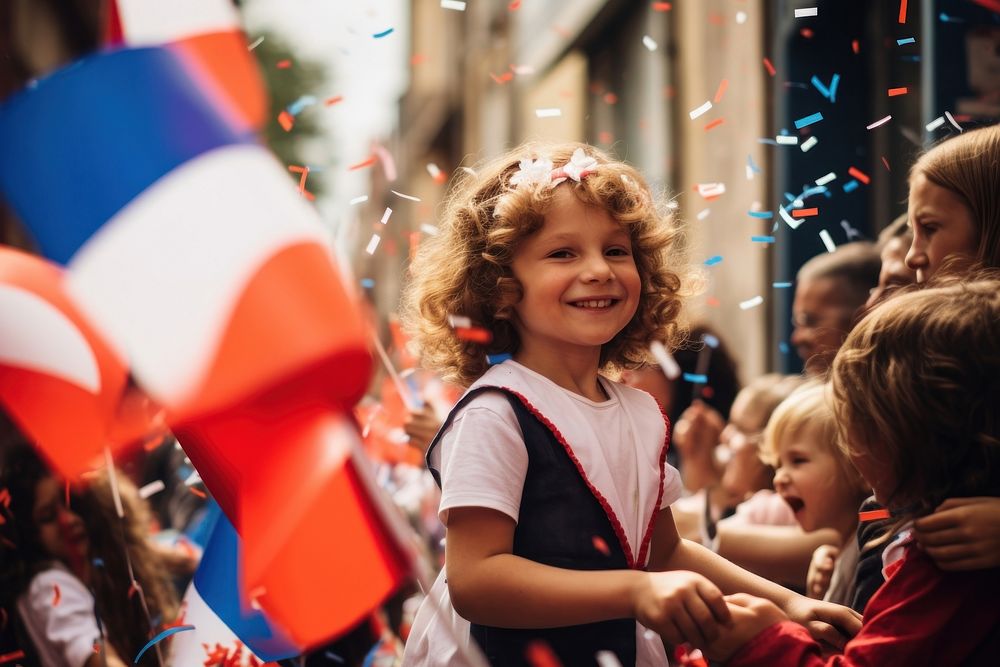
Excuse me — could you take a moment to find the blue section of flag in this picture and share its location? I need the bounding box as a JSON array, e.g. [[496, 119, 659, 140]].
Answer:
[[195, 510, 300, 661], [0, 46, 253, 264]]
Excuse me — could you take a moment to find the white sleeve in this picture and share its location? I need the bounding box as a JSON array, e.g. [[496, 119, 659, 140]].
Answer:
[[18, 567, 101, 667], [659, 463, 683, 509], [437, 393, 527, 525]]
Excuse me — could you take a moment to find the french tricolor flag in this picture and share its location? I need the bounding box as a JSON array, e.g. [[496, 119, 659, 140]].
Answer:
[[0, 40, 411, 650]]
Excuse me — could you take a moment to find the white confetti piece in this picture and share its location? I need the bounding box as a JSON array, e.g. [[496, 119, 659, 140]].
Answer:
[[795, 7, 818, 18], [800, 136, 819, 152], [390, 190, 421, 202], [926, 116, 946, 131], [815, 172, 837, 186], [349, 195, 369, 205], [866, 115, 892, 130], [944, 110, 963, 132], [697, 208, 711, 220], [420, 223, 439, 235], [642, 35, 658, 51], [440, 0, 466, 10], [138, 480, 166, 500], [535, 108, 562, 118], [247, 36, 265, 51], [819, 229, 836, 252], [380, 207, 392, 224], [448, 314, 472, 329], [736, 10, 748, 23], [776, 135, 799, 145], [689, 100, 713, 120], [739, 295, 764, 310], [650, 341, 681, 380], [779, 206, 803, 230], [365, 234, 381, 255], [696, 182, 726, 198]]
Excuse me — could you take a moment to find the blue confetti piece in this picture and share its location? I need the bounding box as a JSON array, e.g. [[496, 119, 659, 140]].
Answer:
[[746, 155, 762, 173], [487, 353, 512, 365], [360, 278, 375, 288], [373, 27, 395, 38], [704, 255, 723, 266], [702, 334, 720, 348], [829, 73, 841, 102], [325, 650, 346, 663], [286, 95, 317, 116], [779, 342, 791, 354], [772, 281, 793, 288], [810, 75, 831, 99], [683, 373, 708, 384], [900, 55, 921, 62], [939, 12, 964, 23], [92, 558, 105, 567], [897, 37, 916, 45], [134, 625, 195, 663], [794, 112, 824, 129], [843, 180, 860, 193], [748, 210, 773, 219], [751, 235, 776, 243]]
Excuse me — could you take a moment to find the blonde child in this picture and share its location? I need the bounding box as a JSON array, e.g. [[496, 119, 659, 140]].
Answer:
[[707, 277, 1000, 666], [762, 382, 870, 605], [400, 142, 858, 666]]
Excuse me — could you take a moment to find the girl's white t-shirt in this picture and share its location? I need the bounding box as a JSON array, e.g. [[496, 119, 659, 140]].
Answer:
[[17, 562, 104, 667], [404, 361, 682, 667]]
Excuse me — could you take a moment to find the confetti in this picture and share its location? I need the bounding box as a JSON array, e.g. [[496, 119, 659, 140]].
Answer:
[[792, 207, 818, 218], [420, 223, 440, 235], [52, 584, 61, 606], [794, 112, 824, 129], [697, 208, 711, 220], [704, 118, 724, 131], [888, 87, 908, 97], [247, 36, 264, 51], [365, 234, 381, 255], [713, 78, 729, 104], [349, 195, 369, 205], [751, 235, 776, 243], [427, 162, 446, 183], [525, 641, 563, 667], [535, 108, 562, 118], [642, 35, 658, 51], [748, 210, 774, 219], [773, 281, 793, 288], [866, 115, 892, 129], [696, 182, 726, 198], [324, 95, 344, 106], [275, 59, 292, 69], [652, 2, 673, 11], [926, 116, 946, 131], [380, 208, 392, 224], [348, 155, 377, 171], [843, 180, 860, 193], [509, 0, 522, 9], [898, 0, 908, 24], [650, 341, 681, 379], [455, 327, 492, 344], [277, 111, 294, 132], [847, 166, 870, 185], [689, 100, 713, 120], [683, 373, 708, 383], [779, 206, 803, 229], [852, 39, 860, 54], [739, 295, 764, 310], [896, 37, 915, 45], [134, 626, 195, 663], [815, 172, 836, 186], [704, 255, 724, 266], [795, 7, 818, 18], [487, 353, 512, 365], [882, 156, 891, 171], [0, 651, 25, 664], [776, 135, 799, 145], [592, 536, 611, 556], [373, 144, 398, 182], [373, 27, 394, 39], [819, 229, 836, 252], [595, 651, 624, 667], [138, 480, 165, 499], [287, 95, 317, 116], [448, 314, 472, 329], [763, 58, 776, 76], [360, 278, 375, 288], [703, 334, 720, 348], [859, 508, 891, 522], [390, 190, 421, 202], [440, 0, 467, 10], [189, 487, 206, 499]]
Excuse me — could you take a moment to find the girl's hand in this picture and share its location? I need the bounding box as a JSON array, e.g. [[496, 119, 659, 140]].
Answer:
[[673, 401, 725, 492], [914, 497, 1000, 571], [633, 570, 732, 648], [806, 544, 840, 599], [703, 594, 787, 663], [781, 594, 861, 650]]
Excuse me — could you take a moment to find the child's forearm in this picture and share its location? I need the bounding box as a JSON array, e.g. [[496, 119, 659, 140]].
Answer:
[[448, 553, 645, 628], [665, 538, 797, 609], [715, 525, 841, 588]]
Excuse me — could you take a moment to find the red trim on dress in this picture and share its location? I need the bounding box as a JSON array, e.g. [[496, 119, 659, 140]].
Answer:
[[498, 387, 639, 569]]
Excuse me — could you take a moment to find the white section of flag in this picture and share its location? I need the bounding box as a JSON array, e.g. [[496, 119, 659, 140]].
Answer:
[[113, 0, 239, 45]]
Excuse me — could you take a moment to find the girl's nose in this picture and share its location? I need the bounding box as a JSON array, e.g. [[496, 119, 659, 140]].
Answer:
[[581, 254, 613, 282], [904, 238, 926, 273], [772, 466, 790, 489]]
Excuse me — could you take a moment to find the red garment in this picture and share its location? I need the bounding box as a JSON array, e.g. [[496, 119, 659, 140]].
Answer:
[[729, 547, 1000, 666]]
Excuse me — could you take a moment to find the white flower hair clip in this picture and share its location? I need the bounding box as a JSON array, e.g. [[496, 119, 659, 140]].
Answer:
[[552, 148, 599, 184], [507, 148, 599, 190], [509, 156, 555, 188]]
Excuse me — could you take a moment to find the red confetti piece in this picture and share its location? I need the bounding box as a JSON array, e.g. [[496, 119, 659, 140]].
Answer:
[[704, 118, 724, 131], [706, 296, 720, 307], [651, 1, 673, 10], [851, 39, 860, 54], [490, 71, 514, 84], [324, 95, 344, 106], [713, 78, 729, 104], [592, 536, 611, 556], [411, 53, 427, 66], [859, 508, 891, 522], [288, 165, 307, 174], [898, 0, 908, 24], [848, 166, 871, 185], [52, 584, 61, 606], [454, 327, 492, 344], [277, 111, 294, 132], [792, 207, 818, 218], [190, 487, 207, 499], [603, 92, 618, 105], [800, 28, 814, 39], [508, 0, 522, 9], [598, 130, 614, 144], [881, 156, 891, 171], [888, 87, 908, 96], [0, 650, 25, 664], [525, 641, 563, 667], [762, 58, 776, 77], [276, 59, 292, 69], [348, 155, 378, 171]]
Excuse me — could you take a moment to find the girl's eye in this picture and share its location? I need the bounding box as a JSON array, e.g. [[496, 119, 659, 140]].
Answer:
[[606, 247, 630, 257], [547, 249, 573, 258]]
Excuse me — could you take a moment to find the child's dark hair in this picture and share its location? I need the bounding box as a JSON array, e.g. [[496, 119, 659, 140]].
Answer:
[[402, 141, 694, 386]]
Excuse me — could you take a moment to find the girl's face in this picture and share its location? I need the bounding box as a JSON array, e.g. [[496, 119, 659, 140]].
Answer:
[[510, 186, 641, 364], [772, 425, 866, 538], [905, 171, 979, 283], [718, 391, 772, 501], [33, 476, 88, 563]]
